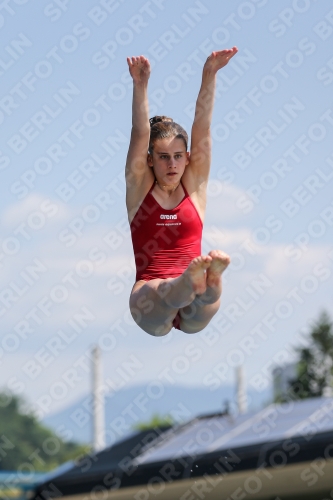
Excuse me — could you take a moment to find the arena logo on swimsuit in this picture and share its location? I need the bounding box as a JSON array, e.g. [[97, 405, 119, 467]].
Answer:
[[160, 214, 177, 220]]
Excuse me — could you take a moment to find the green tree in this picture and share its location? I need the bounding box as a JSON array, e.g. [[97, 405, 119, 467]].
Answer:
[[288, 311, 333, 400], [133, 413, 174, 431], [0, 392, 89, 471]]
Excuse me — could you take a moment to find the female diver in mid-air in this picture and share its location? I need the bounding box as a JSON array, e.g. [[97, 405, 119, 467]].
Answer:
[[126, 47, 238, 336]]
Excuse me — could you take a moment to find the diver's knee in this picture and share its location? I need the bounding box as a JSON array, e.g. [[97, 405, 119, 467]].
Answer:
[[130, 307, 171, 337], [142, 322, 171, 337], [180, 321, 205, 334]]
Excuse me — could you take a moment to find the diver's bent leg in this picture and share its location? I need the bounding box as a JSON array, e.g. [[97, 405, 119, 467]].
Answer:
[[129, 255, 212, 336], [158, 255, 212, 308], [179, 300, 221, 334], [130, 278, 179, 336], [179, 250, 230, 334]]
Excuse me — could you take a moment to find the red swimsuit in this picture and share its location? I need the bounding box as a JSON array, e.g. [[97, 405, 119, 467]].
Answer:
[[130, 182, 203, 283], [130, 182, 203, 331]]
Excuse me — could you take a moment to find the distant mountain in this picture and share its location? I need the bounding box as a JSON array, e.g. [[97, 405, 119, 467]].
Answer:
[[43, 384, 272, 445]]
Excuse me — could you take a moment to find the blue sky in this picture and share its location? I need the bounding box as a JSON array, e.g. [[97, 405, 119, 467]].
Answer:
[[1, 0, 333, 423]]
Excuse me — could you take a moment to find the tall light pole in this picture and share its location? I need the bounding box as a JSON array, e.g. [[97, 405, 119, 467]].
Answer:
[[92, 345, 105, 452], [236, 365, 247, 414]]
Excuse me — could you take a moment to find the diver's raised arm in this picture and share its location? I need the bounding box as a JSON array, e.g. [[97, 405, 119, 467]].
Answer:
[[189, 47, 238, 178], [127, 56, 150, 135], [125, 56, 153, 199]]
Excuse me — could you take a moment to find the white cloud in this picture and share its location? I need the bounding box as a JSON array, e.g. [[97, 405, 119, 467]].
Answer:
[[205, 181, 246, 224], [2, 199, 331, 336], [1, 193, 71, 228]]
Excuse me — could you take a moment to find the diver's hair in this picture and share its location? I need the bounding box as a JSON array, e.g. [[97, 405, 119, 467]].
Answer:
[[149, 116, 188, 153]]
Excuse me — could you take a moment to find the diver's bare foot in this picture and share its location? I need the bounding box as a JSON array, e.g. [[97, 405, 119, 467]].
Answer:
[[185, 255, 212, 295], [206, 250, 230, 287]]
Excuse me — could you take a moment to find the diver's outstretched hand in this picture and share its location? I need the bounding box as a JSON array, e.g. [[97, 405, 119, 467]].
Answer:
[[204, 47, 238, 74], [127, 55, 151, 84]]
